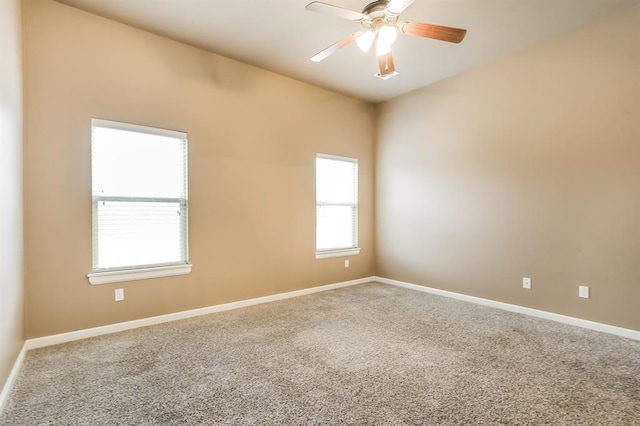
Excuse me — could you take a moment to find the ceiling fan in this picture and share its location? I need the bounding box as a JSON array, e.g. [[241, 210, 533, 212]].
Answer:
[[306, 0, 467, 79]]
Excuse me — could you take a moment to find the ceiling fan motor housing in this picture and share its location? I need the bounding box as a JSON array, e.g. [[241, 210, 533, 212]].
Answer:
[[361, 0, 400, 31], [362, 0, 389, 15]]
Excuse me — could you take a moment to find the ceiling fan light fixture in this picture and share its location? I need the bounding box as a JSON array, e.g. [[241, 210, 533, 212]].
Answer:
[[376, 41, 392, 56], [375, 25, 397, 55], [386, 0, 405, 15], [379, 25, 398, 45], [356, 30, 375, 52]]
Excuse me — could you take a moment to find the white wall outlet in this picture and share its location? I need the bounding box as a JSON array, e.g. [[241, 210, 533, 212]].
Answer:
[[115, 288, 124, 302], [522, 277, 531, 289], [344, 259, 350, 268], [579, 285, 589, 299]]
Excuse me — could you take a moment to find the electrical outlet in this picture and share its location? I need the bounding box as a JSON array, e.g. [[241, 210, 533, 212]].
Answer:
[[115, 288, 124, 302], [345, 259, 350, 268], [578, 285, 589, 299], [523, 277, 531, 289]]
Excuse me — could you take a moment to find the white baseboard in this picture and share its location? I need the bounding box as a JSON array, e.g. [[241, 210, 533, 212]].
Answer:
[[24, 276, 640, 349], [25, 276, 374, 350], [374, 276, 640, 341], [0, 343, 27, 414], [4, 275, 638, 416]]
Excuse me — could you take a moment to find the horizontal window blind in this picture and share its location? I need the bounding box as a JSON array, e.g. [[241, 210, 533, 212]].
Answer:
[[316, 154, 358, 252], [91, 119, 188, 271]]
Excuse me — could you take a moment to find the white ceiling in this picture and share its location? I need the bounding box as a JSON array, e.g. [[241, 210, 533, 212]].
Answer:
[[54, 0, 638, 103]]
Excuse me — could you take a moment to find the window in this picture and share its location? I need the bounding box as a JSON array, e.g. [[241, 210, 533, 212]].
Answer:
[[87, 119, 191, 285], [316, 154, 360, 259]]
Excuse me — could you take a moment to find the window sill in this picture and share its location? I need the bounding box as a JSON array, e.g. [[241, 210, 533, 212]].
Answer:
[[315, 248, 360, 259], [88, 264, 193, 285]]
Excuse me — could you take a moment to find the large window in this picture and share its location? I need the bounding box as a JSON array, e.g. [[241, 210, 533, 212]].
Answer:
[[88, 119, 191, 285], [316, 154, 360, 259]]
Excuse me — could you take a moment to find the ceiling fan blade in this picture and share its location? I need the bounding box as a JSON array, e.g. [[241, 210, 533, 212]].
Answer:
[[377, 51, 396, 76], [398, 21, 467, 44], [386, 0, 415, 15], [305, 2, 365, 21], [310, 32, 363, 62]]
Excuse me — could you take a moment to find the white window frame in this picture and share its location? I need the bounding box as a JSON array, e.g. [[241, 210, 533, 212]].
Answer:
[[87, 119, 192, 285], [315, 153, 360, 259]]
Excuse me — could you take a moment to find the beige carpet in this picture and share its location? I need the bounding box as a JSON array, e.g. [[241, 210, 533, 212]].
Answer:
[[2, 282, 639, 425]]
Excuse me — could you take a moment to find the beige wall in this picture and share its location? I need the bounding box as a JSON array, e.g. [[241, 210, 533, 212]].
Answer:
[[22, 0, 639, 339], [377, 4, 640, 331], [0, 0, 25, 394], [23, 0, 376, 338]]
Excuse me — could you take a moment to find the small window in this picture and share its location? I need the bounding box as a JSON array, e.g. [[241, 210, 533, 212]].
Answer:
[[88, 119, 191, 284], [315, 154, 360, 259]]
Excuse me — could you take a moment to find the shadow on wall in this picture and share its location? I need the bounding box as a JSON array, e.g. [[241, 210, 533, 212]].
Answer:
[[142, 37, 260, 92]]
